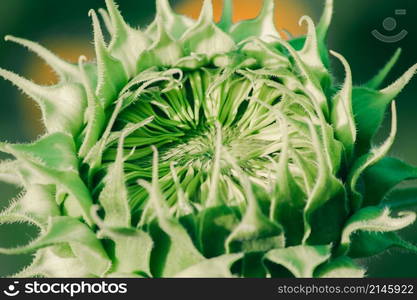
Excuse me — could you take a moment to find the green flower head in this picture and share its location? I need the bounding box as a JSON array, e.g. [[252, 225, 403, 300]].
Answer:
[[1, 0, 417, 278]]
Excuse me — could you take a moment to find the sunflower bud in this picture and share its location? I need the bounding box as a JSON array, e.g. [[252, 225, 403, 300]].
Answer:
[[1, 0, 417, 278]]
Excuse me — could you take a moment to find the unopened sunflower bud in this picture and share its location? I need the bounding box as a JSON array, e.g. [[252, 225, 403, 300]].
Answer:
[[1, 0, 417, 278]]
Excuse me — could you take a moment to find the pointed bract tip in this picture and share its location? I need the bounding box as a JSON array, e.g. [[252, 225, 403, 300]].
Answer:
[[380, 63, 417, 98], [3, 35, 24, 46], [104, 0, 128, 28], [2, 35, 81, 81], [90, 9, 107, 47], [78, 55, 88, 64], [98, 8, 114, 34], [329, 49, 345, 61], [329, 50, 351, 74], [219, 0, 233, 30], [88, 9, 95, 18], [0, 68, 43, 102], [298, 15, 312, 27], [78, 56, 88, 71], [317, 0, 334, 42], [104, 0, 119, 12], [199, 0, 214, 22], [366, 48, 403, 89], [137, 179, 150, 190]]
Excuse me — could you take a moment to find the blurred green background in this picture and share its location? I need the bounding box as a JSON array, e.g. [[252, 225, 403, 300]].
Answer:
[[0, 0, 417, 277]]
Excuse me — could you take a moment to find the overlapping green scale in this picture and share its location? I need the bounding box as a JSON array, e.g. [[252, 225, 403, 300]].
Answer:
[[0, 0, 417, 278]]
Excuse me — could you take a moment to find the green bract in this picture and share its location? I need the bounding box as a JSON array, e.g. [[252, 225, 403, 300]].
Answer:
[[1, 0, 417, 278]]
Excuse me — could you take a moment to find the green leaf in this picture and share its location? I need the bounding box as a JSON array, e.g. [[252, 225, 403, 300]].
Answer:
[[306, 188, 347, 245], [353, 63, 417, 154], [363, 157, 417, 206], [351, 88, 387, 155], [174, 254, 242, 278], [385, 187, 417, 210], [365, 48, 402, 89], [330, 51, 356, 158], [0, 133, 94, 225], [315, 256, 365, 278], [265, 245, 331, 278], [0, 216, 111, 277], [348, 102, 397, 210], [339, 206, 416, 255], [348, 231, 417, 258]]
